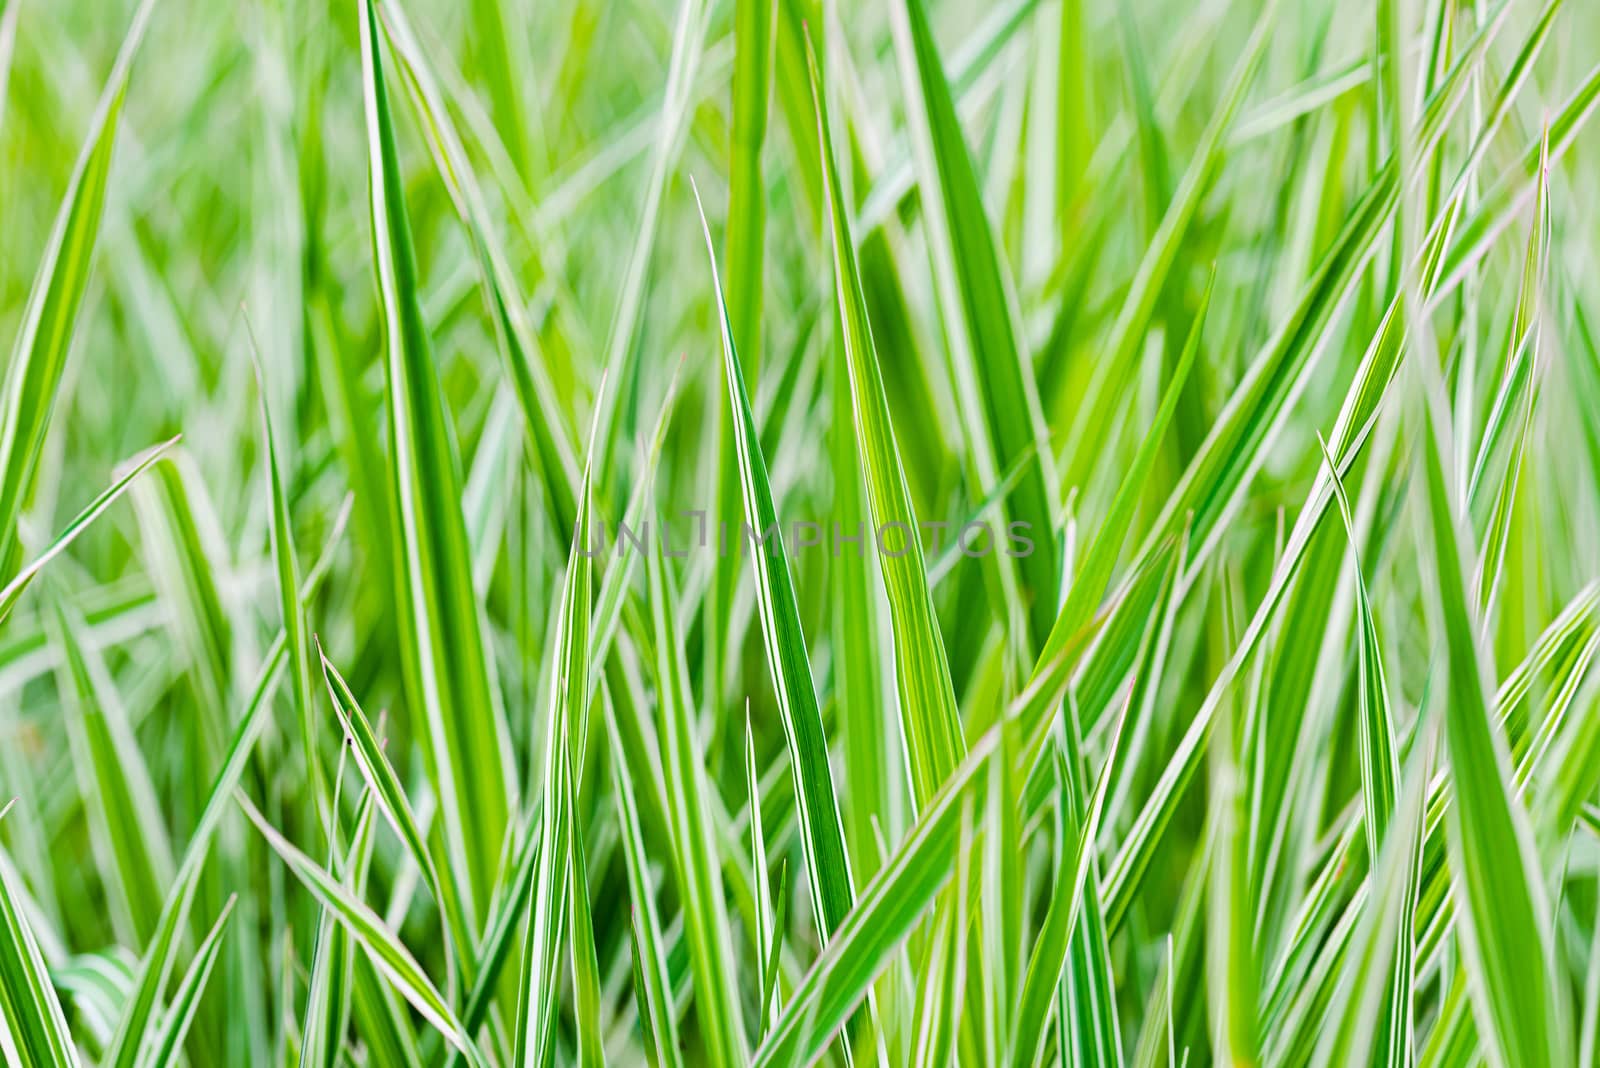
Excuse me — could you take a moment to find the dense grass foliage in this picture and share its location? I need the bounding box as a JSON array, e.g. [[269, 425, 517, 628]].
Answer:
[[4, 0, 1600, 1063]]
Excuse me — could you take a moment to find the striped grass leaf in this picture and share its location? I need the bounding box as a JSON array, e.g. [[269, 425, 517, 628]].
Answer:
[[1058, 0, 1277, 496], [809, 33, 965, 811], [752, 722, 1005, 1068], [238, 795, 485, 1066], [47, 595, 174, 948], [248, 342, 327, 833], [694, 183, 856, 940], [1320, 437, 1401, 862], [1411, 329, 1569, 1066], [515, 430, 595, 1066], [374, 0, 581, 536], [1012, 704, 1123, 1067], [604, 706, 683, 1068], [132, 453, 233, 725], [0, 0, 155, 575], [102, 501, 349, 1068], [136, 898, 235, 1068], [562, 741, 604, 1067], [358, 0, 515, 934], [1056, 714, 1125, 1067], [909, 799, 972, 1068], [746, 715, 780, 1036], [645, 543, 749, 1068], [1320, 438, 1413, 1066], [886, 0, 1062, 649], [0, 801, 80, 1068], [1308, 733, 1432, 1068], [0, 437, 176, 627], [297, 782, 372, 1068], [318, 648, 471, 981], [829, 333, 893, 880]]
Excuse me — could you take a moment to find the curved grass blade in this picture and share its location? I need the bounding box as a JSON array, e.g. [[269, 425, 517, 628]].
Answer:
[[809, 33, 964, 810], [514, 443, 594, 1067], [135, 898, 235, 1068], [0, 801, 80, 1068], [319, 648, 471, 979], [358, 0, 514, 934], [0, 437, 176, 627], [1319, 437, 1400, 860], [237, 795, 484, 1066], [746, 715, 779, 1037], [0, 0, 156, 574], [751, 724, 1003, 1068], [1012, 713, 1122, 1067], [604, 708, 683, 1068], [1412, 336, 1569, 1067], [563, 743, 604, 1066], [694, 184, 855, 941], [645, 544, 749, 1068], [886, 0, 1061, 648], [48, 596, 174, 948], [1308, 735, 1431, 1068], [248, 343, 327, 833]]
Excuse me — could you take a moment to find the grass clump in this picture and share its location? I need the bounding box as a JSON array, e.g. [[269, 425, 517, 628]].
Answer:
[[3, 0, 1600, 1064]]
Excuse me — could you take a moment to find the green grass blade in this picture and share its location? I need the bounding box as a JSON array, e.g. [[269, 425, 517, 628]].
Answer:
[[751, 727, 1001, 1068], [249, 345, 326, 834], [695, 184, 856, 941], [1012, 713, 1122, 1066], [0, 437, 176, 627], [604, 708, 683, 1068], [563, 743, 605, 1066], [239, 796, 483, 1066], [136, 898, 235, 1068], [0, 0, 155, 573], [319, 648, 471, 977], [886, 0, 1061, 648], [1411, 333, 1569, 1066], [48, 596, 174, 947], [809, 33, 965, 810], [645, 544, 750, 1068], [515, 439, 595, 1066], [358, 0, 514, 933], [0, 802, 80, 1068]]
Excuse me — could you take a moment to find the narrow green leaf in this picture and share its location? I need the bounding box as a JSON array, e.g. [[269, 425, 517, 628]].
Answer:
[[0, 437, 176, 627], [238, 796, 484, 1066], [0, 0, 156, 573], [695, 184, 856, 941], [809, 33, 965, 810], [0, 802, 80, 1068], [137, 898, 235, 1068], [887, 0, 1061, 647], [358, 0, 514, 933]]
